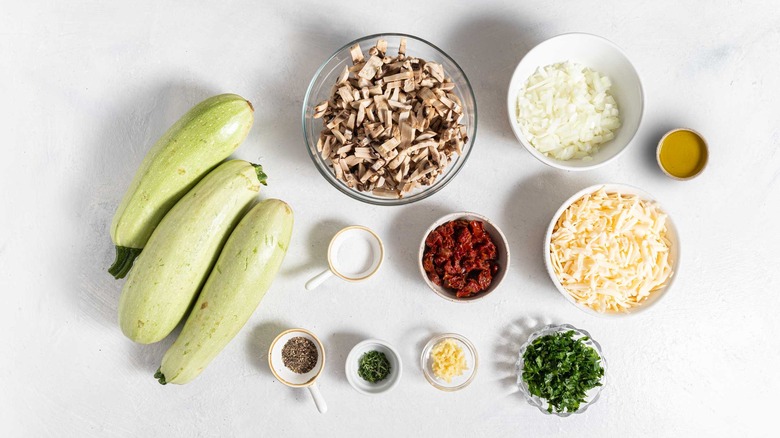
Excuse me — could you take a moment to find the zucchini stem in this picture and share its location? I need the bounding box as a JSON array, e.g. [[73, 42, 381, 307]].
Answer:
[[108, 246, 142, 279], [252, 164, 268, 186], [154, 368, 167, 385]]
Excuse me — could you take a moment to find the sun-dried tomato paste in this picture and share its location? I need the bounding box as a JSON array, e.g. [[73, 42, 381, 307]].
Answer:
[[422, 220, 499, 298]]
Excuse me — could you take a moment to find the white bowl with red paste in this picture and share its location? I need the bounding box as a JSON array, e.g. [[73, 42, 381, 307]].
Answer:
[[418, 212, 510, 302]]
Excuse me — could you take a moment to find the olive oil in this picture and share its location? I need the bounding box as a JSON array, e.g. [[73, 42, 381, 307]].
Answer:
[[658, 129, 707, 179]]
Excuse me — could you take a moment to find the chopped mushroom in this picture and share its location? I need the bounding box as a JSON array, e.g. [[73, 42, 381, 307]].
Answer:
[[313, 38, 469, 197]]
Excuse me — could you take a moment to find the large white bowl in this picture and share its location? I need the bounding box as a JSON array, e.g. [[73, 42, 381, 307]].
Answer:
[[507, 33, 644, 171], [543, 184, 680, 317]]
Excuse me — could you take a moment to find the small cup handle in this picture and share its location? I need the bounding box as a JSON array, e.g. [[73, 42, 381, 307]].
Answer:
[[305, 269, 333, 290], [307, 383, 327, 413]]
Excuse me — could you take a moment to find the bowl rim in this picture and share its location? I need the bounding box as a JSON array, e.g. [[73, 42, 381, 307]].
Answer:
[[505, 32, 645, 172], [656, 127, 709, 180], [515, 323, 607, 416], [420, 333, 479, 391], [302, 32, 478, 205], [417, 211, 511, 303], [543, 183, 681, 317], [345, 338, 403, 396]]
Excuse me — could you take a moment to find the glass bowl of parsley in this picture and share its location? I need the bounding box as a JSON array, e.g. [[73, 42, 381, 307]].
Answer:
[[516, 324, 607, 416]]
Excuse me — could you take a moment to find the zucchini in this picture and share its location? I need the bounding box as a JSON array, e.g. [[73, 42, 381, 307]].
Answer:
[[155, 199, 294, 384], [118, 160, 267, 344], [109, 94, 254, 279]]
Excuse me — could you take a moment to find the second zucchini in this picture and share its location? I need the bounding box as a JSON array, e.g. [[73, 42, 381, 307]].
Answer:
[[156, 199, 294, 384], [118, 159, 266, 344]]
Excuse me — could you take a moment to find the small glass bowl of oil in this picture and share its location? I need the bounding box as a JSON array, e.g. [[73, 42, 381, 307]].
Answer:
[[656, 128, 708, 180]]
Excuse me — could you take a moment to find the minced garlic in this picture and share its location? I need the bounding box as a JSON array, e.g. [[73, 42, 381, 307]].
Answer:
[[431, 338, 467, 383]]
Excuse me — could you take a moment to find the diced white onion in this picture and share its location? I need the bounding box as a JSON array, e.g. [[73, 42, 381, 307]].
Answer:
[[516, 62, 621, 160]]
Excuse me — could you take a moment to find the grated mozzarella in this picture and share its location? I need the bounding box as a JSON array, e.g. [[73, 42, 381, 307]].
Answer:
[[516, 61, 621, 160], [549, 188, 673, 313]]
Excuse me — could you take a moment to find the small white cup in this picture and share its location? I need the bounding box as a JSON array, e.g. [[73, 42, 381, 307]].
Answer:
[[305, 226, 384, 290], [268, 329, 328, 413]]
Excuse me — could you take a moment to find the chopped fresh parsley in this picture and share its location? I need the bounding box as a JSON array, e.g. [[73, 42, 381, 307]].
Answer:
[[358, 350, 391, 383], [522, 330, 604, 413]]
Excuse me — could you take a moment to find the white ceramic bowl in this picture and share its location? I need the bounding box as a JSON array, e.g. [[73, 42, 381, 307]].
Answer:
[[418, 212, 510, 302], [345, 339, 402, 395], [543, 184, 680, 317], [507, 33, 644, 171], [656, 128, 709, 180]]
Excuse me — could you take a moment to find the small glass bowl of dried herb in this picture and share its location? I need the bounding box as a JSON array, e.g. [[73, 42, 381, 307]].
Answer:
[[346, 339, 403, 395], [516, 324, 607, 416]]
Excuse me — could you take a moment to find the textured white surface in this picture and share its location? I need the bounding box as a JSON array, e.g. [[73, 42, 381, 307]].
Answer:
[[2, 1, 779, 436]]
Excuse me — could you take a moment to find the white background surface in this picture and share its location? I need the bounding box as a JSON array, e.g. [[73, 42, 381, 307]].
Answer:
[[2, 1, 779, 436]]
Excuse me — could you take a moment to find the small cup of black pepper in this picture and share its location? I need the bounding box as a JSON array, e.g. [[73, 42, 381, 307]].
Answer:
[[268, 329, 328, 413]]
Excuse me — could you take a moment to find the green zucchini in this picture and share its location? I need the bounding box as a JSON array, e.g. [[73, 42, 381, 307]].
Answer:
[[155, 199, 294, 384], [109, 94, 254, 279], [118, 160, 267, 344]]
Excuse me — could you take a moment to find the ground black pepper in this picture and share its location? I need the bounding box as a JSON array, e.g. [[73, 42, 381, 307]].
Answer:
[[281, 337, 318, 374]]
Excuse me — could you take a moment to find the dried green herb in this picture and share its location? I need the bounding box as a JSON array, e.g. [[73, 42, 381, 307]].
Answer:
[[358, 350, 391, 383], [522, 330, 604, 413]]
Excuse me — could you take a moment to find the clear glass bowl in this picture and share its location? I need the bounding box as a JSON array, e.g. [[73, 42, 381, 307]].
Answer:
[[515, 324, 607, 416], [302, 33, 477, 206], [420, 333, 478, 391]]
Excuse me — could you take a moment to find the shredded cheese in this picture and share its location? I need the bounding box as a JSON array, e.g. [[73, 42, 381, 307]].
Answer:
[[550, 188, 674, 313], [431, 338, 468, 383]]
